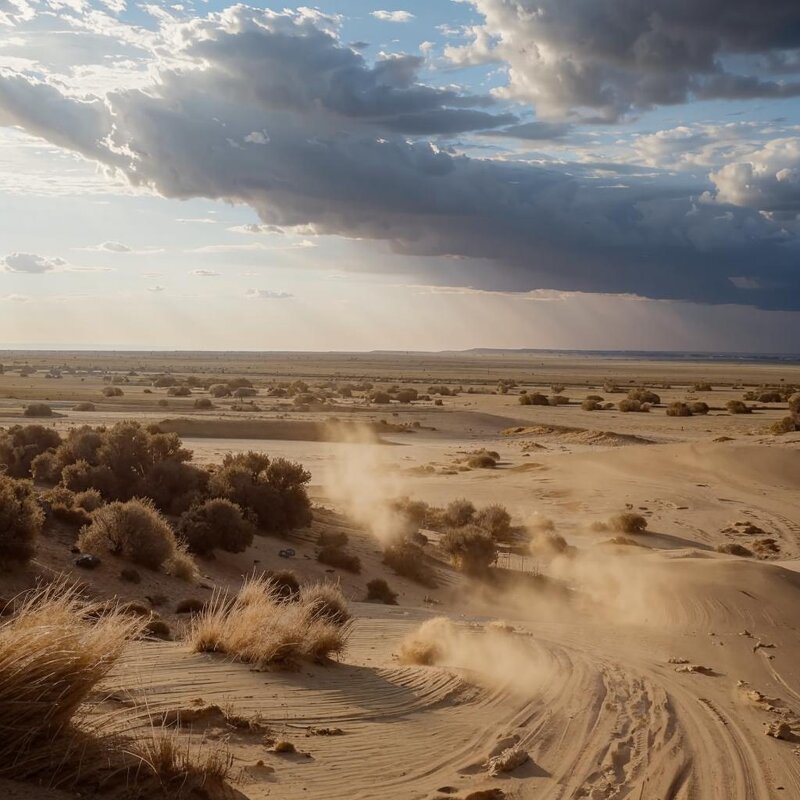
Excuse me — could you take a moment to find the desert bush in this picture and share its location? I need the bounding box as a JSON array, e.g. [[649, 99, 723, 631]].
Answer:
[[366, 578, 398, 605], [167, 386, 191, 397], [208, 452, 311, 534], [757, 391, 783, 403], [193, 398, 213, 410], [603, 382, 622, 393], [443, 498, 476, 528], [474, 504, 512, 541], [440, 526, 497, 574], [395, 389, 418, 403], [528, 392, 549, 405], [318, 529, 349, 548], [153, 376, 178, 388], [42, 487, 93, 527], [551, 384, 566, 394], [177, 498, 255, 556], [102, 387, 123, 398], [228, 378, 254, 390], [233, 387, 257, 398], [608, 512, 648, 534], [581, 397, 602, 411], [176, 598, 206, 615], [369, 391, 392, 404], [0, 475, 43, 568], [267, 569, 300, 601], [726, 400, 752, 415], [24, 403, 55, 418], [618, 398, 648, 413], [789, 393, 800, 415], [467, 452, 497, 469], [31, 450, 62, 483], [208, 384, 231, 398], [0, 581, 144, 786], [189, 577, 349, 667], [317, 545, 362, 574], [300, 582, 351, 626], [628, 388, 661, 405], [716, 543, 753, 557], [689, 401, 710, 415], [693, 382, 713, 392], [138, 460, 208, 516], [666, 402, 692, 417], [770, 416, 799, 434], [383, 541, 437, 587], [530, 531, 568, 555], [549, 395, 569, 406], [78, 498, 187, 572], [72, 402, 96, 411], [0, 424, 61, 478]]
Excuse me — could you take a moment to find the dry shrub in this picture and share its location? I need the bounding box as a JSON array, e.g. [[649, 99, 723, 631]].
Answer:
[[0, 581, 144, 786], [440, 526, 497, 574], [189, 577, 350, 667], [102, 386, 123, 398], [0, 474, 44, 568], [608, 512, 648, 534], [208, 452, 312, 534], [666, 402, 692, 417], [383, 541, 438, 587], [366, 578, 398, 605], [618, 398, 648, 413], [397, 617, 454, 665], [79, 498, 190, 573], [317, 545, 362, 574], [267, 569, 300, 601], [475, 504, 512, 541], [581, 397, 602, 411], [443, 498, 476, 528], [548, 395, 569, 406], [193, 398, 213, 410], [518, 392, 548, 406], [24, 403, 55, 418], [726, 400, 752, 415], [689, 401, 710, 415], [318, 529, 349, 548], [300, 582, 351, 626], [717, 543, 753, 557], [167, 386, 191, 397], [628, 388, 661, 404], [0, 424, 61, 478], [467, 452, 497, 469], [770, 416, 799, 435], [42, 486, 93, 528], [72, 402, 96, 412], [177, 498, 254, 556]]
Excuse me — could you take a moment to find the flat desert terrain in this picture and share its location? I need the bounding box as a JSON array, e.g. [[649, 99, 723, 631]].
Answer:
[[1, 349, 799, 800]]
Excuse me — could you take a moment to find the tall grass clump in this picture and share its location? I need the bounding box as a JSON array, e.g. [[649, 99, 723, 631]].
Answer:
[[189, 577, 350, 668], [0, 581, 144, 785]]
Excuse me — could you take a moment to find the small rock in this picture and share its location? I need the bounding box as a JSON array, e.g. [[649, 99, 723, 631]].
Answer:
[[486, 746, 528, 776], [75, 554, 101, 570], [766, 721, 794, 741]]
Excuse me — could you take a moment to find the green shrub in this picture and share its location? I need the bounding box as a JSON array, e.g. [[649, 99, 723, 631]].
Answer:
[[0, 425, 61, 478], [0, 475, 44, 568], [177, 498, 255, 556]]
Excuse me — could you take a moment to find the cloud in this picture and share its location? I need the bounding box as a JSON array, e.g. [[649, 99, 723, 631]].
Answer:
[[710, 138, 800, 215], [190, 269, 221, 276], [1, 293, 29, 302], [246, 288, 294, 300], [447, 0, 800, 122], [0, 0, 34, 27], [83, 240, 131, 252], [147, 285, 165, 292], [371, 10, 415, 23], [1, 7, 800, 309], [1, 252, 66, 273]]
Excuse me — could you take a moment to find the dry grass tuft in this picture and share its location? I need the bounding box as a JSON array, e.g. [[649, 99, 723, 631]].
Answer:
[[189, 576, 350, 668], [0, 580, 144, 786]]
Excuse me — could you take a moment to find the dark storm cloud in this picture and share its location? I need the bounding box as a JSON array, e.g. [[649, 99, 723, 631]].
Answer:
[[1, 6, 799, 309], [449, 0, 800, 121]]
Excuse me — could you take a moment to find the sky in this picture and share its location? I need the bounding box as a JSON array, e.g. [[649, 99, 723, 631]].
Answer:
[[1, 0, 800, 352]]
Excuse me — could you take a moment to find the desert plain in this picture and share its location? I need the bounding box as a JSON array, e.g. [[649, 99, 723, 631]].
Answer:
[[0, 348, 799, 800]]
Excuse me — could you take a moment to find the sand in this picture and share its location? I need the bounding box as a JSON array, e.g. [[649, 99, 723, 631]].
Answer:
[[1, 350, 799, 798]]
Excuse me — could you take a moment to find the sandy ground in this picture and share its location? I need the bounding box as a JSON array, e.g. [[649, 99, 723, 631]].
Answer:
[[1, 351, 799, 799]]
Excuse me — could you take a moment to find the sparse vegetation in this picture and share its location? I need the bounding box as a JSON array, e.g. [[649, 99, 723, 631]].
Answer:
[[177, 498, 255, 556], [608, 512, 648, 534], [666, 401, 692, 417], [726, 400, 752, 415], [0, 474, 44, 568], [189, 577, 349, 667], [440, 526, 497, 575], [365, 578, 398, 605], [317, 545, 362, 574], [23, 403, 55, 417], [0, 424, 61, 478], [102, 386, 123, 398], [383, 541, 437, 587], [474, 504, 512, 541]]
